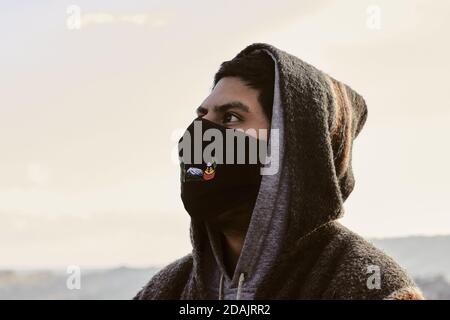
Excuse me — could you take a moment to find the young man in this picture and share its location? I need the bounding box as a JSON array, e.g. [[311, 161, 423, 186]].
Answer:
[[135, 43, 424, 300]]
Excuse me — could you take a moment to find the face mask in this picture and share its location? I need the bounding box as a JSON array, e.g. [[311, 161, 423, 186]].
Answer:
[[178, 118, 266, 221]]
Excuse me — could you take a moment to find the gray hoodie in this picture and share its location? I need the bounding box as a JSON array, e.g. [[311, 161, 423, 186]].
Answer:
[[134, 43, 424, 300]]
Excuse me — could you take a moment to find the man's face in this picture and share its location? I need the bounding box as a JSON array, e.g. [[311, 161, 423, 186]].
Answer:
[[196, 77, 270, 139]]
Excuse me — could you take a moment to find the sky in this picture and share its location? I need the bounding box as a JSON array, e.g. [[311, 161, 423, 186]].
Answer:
[[0, 0, 449, 268]]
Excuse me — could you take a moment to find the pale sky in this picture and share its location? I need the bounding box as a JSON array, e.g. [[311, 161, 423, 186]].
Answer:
[[0, 0, 449, 268]]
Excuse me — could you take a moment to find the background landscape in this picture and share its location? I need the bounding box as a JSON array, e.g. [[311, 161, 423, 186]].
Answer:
[[1, 235, 450, 299]]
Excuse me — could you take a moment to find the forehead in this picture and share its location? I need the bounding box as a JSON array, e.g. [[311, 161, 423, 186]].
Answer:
[[201, 77, 261, 111]]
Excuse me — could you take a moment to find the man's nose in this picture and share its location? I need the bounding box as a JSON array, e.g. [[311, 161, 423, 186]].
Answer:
[[199, 112, 218, 125]]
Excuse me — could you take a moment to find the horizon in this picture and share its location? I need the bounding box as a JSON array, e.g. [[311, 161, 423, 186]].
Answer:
[[1, 228, 450, 270]]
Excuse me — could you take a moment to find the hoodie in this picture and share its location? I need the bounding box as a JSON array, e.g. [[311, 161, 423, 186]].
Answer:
[[134, 43, 424, 300]]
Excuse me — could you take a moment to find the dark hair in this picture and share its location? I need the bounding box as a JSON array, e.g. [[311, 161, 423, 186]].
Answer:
[[213, 50, 275, 121]]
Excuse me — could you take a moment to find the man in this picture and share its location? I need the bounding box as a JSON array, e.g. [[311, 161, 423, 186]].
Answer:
[[135, 43, 424, 300]]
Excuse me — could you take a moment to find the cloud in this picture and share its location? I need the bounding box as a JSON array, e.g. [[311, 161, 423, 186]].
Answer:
[[65, 5, 172, 29]]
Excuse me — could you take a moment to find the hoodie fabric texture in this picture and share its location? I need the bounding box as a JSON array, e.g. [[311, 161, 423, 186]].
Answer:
[[134, 43, 424, 300]]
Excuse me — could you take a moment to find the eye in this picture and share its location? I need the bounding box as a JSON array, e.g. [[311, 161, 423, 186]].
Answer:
[[223, 112, 241, 125]]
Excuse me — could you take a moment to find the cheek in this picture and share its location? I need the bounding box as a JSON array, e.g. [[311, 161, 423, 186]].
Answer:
[[242, 118, 269, 140], [255, 128, 269, 141]]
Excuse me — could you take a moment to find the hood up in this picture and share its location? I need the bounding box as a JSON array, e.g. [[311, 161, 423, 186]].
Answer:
[[190, 43, 368, 300]]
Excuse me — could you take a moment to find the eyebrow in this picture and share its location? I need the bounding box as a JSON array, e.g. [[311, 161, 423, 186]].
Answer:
[[196, 101, 250, 116]]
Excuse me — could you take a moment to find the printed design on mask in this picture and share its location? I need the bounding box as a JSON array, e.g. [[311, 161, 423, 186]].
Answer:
[[203, 161, 216, 181], [185, 167, 204, 181], [183, 160, 217, 182]]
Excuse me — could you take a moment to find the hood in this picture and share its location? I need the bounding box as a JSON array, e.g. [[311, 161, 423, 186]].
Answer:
[[189, 43, 368, 299]]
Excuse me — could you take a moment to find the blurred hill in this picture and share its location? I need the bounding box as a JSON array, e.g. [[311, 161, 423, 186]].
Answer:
[[0, 267, 157, 300], [1, 235, 450, 299], [371, 235, 450, 279]]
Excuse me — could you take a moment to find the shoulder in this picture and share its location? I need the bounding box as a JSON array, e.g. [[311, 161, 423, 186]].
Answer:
[[324, 222, 424, 299], [133, 254, 193, 300]]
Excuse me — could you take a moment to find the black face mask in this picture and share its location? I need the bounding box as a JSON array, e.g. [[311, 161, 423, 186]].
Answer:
[[178, 118, 265, 221]]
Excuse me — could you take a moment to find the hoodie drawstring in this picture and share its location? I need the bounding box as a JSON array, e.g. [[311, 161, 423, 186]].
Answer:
[[218, 273, 224, 300], [218, 273, 246, 300], [236, 273, 245, 300]]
